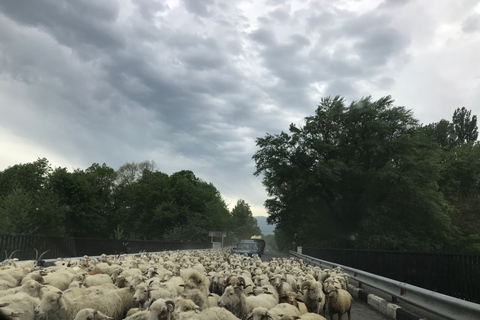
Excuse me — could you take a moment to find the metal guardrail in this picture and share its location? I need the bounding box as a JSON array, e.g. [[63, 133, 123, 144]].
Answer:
[[290, 251, 480, 320]]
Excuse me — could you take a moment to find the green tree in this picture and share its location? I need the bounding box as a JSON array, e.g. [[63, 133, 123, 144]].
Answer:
[[420, 119, 456, 148], [230, 199, 261, 241], [439, 142, 480, 251], [115, 160, 157, 187], [452, 107, 478, 145], [0, 187, 33, 234], [254, 96, 456, 251], [0, 158, 65, 236], [49, 163, 116, 237]]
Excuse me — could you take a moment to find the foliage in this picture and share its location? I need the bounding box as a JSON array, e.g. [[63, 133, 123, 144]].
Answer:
[[0, 159, 238, 241], [230, 199, 261, 242], [254, 96, 478, 252]]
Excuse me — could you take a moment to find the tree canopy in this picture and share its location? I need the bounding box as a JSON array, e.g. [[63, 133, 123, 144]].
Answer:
[[0, 160, 259, 243], [254, 96, 479, 252]]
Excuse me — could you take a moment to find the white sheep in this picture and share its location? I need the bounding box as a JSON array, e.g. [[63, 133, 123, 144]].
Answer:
[[178, 306, 241, 320], [42, 270, 75, 291], [83, 273, 113, 287], [275, 313, 327, 320], [174, 298, 199, 313], [207, 292, 221, 308], [0, 273, 18, 290], [132, 283, 176, 309], [265, 303, 301, 320], [34, 286, 134, 320], [0, 292, 41, 320], [73, 308, 113, 320], [325, 285, 353, 320], [179, 287, 208, 311], [160, 275, 185, 295], [0, 279, 44, 299], [269, 274, 294, 298], [301, 280, 326, 315], [278, 291, 308, 315], [217, 285, 278, 320]]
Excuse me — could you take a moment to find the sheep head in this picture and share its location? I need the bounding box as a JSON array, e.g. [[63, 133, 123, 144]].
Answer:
[[74, 308, 113, 320], [301, 280, 315, 291], [246, 307, 272, 320]]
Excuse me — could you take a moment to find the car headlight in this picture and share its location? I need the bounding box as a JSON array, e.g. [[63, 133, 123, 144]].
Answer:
[[252, 253, 259, 257]]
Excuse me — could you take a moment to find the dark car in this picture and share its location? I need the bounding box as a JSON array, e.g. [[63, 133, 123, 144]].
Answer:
[[233, 240, 262, 257], [240, 238, 266, 254]]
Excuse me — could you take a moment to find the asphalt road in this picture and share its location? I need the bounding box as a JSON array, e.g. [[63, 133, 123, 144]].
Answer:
[[262, 245, 392, 320]]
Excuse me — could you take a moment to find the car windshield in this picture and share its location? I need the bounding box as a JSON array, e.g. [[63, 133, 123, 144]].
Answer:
[[237, 243, 257, 250]]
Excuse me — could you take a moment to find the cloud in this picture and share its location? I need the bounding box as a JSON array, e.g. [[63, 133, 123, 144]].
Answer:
[[0, 0, 479, 217]]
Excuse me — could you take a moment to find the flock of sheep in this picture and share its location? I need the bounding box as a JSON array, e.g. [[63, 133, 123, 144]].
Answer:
[[0, 248, 353, 320]]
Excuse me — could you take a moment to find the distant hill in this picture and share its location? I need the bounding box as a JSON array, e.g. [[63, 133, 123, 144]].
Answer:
[[255, 216, 275, 235]]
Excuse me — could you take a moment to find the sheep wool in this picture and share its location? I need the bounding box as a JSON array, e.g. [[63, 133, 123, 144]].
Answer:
[[325, 285, 353, 320]]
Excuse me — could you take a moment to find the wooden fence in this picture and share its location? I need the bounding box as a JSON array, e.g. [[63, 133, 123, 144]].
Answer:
[[0, 234, 212, 261], [302, 247, 480, 304]]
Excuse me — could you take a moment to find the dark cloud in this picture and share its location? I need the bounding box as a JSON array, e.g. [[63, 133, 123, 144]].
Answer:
[[0, 0, 124, 60], [0, 0, 475, 215], [182, 0, 215, 17]]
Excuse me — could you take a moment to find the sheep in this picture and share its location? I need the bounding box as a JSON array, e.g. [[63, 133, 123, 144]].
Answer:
[[160, 275, 185, 295], [262, 303, 301, 320], [73, 308, 113, 320], [274, 314, 327, 320], [20, 271, 47, 286], [217, 285, 278, 320], [281, 273, 299, 293], [178, 306, 241, 320], [0, 273, 18, 290], [174, 298, 199, 313], [0, 303, 25, 320], [246, 304, 302, 320], [207, 292, 221, 308], [42, 270, 75, 291], [208, 271, 225, 295], [179, 287, 208, 311], [132, 283, 176, 309], [0, 292, 40, 320], [181, 269, 210, 296], [83, 273, 113, 287], [325, 285, 353, 320], [278, 292, 308, 315], [269, 274, 294, 298], [252, 275, 270, 287], [322, 278, 341, 292], [85, 283, 118, 294], [63, 287, 90, 299], [301, 280, 326, 315], [34, 286, 134, 320], [246, 307, 269, 320], [129, 298, 175, 320], [0, 279, 45, 299]]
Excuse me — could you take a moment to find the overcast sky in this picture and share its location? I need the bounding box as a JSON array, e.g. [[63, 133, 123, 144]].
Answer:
[[1, 0, 479, 217]]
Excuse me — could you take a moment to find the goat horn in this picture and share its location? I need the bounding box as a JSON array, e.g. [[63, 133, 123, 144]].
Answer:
[[37, 250, 50, 261], [8, 250, 19, 259]]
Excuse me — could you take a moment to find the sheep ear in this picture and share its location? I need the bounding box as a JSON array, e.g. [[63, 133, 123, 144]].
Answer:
[[58, 296, 68, 310]]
